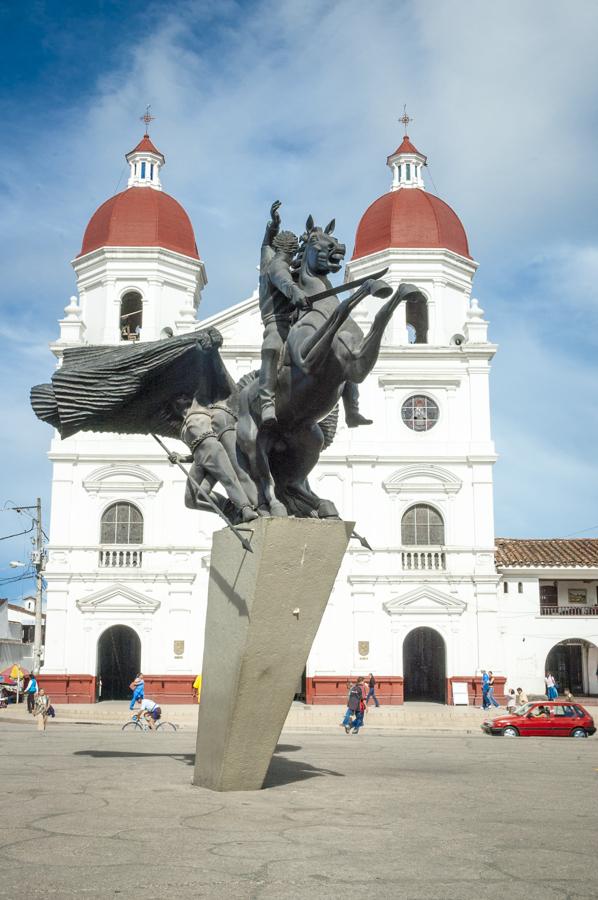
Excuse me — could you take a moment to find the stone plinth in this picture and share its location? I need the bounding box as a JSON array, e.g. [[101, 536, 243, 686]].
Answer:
[[193, 517, 353, 792]]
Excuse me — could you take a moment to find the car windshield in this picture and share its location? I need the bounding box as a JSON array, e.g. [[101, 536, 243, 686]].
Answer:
[[513, 702, 534, 716]]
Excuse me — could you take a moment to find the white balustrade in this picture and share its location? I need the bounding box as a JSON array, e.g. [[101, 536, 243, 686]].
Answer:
[[98, 548, 142, 568], [540, 605, 598, 617], [401, 548, 446, 571]]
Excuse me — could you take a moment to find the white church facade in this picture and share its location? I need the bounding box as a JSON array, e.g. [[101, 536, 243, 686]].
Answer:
[[41, 130, 598, 705]]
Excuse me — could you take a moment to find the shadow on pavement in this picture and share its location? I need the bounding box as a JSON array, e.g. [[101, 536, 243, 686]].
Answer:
[[74, 750, 195, 765], [263, 755, 344, 788], [73, 742, 343, 788]]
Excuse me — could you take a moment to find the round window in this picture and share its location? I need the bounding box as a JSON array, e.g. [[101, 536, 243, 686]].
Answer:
[[401, 395, 439, 432]]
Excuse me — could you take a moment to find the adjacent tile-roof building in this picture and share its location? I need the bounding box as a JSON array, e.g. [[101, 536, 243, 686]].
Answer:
[[495, 538, 598, 568]]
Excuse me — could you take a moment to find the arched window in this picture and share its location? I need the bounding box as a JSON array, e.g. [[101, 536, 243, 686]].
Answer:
[[401, 504, 444, 545], [406, 294, 428, 344], [120, 290, 143, 341], [100, 502, 143, 545]]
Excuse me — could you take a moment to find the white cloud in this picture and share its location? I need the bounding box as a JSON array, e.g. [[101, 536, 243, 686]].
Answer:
[[1, 0, 598, 541]]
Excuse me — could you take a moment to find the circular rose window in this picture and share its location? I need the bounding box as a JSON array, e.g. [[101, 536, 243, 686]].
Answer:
[[401, 395, 439, 432]]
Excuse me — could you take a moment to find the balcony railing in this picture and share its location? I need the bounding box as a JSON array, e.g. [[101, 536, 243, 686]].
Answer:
[[402, 548, 446, 571], [540, 605, 598, 616], [98, 548, 142, 568]]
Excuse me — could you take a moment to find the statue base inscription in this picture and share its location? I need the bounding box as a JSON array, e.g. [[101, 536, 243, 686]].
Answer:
[[193, 516, 353, 792]]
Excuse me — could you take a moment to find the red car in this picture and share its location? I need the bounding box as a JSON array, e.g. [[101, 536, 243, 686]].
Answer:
[[481, 701, 596, 738]]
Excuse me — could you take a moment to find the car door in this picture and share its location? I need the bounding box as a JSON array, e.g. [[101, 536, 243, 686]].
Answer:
[[550, 704, 570, 736], [534, 705, 557, 737], [518, 704, 541, 736]]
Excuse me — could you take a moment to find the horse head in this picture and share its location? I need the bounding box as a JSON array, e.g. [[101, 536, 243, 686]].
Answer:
[[293, 215, 346, 281]]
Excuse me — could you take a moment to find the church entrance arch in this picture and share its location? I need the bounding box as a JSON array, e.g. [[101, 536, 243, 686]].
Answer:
[[403, 626, 446, 703], [97, 625, 141, 701], [545, 639, 597, 696]]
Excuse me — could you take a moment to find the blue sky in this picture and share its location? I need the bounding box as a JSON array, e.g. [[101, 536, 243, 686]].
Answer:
[[1, 0, 598, 598]]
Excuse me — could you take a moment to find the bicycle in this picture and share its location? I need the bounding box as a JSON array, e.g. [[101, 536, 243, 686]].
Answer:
[[122, 713, 178, 732]]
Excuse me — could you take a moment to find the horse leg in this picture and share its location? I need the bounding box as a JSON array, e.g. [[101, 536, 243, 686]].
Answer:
[[298, 284, 371, 370], [343, 286, 403, 382], [255, 427, 288, 517], [274, 424, 338, 518], [233, 383, 284, 517]]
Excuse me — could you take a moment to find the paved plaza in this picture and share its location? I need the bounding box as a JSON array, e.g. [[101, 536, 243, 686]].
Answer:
[[1, 721, 597, 899]]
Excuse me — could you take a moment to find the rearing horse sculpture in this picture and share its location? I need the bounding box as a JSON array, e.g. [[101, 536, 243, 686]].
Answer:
[[236, 217, 423, 517]]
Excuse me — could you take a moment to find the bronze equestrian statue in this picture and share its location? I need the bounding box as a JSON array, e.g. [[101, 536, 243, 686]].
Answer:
[[31, 205, 423, 529]]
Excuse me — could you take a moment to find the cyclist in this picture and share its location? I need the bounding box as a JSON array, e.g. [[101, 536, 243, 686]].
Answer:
[[135, 696, 162, 730]]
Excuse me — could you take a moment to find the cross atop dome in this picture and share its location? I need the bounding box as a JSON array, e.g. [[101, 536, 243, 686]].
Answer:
[[399, 104, 413, 135], [126, 110, 165, 190], [140, 104, 155, 134], [386, 114, 427, 191]]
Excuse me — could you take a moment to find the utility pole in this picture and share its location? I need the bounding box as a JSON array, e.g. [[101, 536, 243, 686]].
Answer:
[[32, 497, 44, 676]]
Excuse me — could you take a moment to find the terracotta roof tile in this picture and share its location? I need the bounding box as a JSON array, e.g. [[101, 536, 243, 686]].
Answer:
[[496, 538, 598, 568], [388, 135, 426, 160], [127, 134, 165, 161], [352, 188, 470, 260], [79, 187, 199, 259]]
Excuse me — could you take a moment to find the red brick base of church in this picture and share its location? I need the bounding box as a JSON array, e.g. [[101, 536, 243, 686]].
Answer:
[[38, 675, 197, 704], [305, 675, 507, 706], [39, 673, 506, 706]]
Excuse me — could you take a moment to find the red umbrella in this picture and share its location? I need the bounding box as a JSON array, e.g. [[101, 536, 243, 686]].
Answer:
[[0, 664, 30, 684]]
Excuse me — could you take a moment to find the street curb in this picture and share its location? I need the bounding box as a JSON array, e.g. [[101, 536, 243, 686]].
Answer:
[[0, 716, 482, 735]]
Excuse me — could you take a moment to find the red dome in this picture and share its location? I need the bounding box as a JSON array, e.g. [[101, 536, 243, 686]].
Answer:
[[352, 188, 470, 260], [79, 187, 199, 259]]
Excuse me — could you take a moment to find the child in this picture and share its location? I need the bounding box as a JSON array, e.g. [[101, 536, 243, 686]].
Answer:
[[516, 687, 528, 705], [506, 689, 517, 713]]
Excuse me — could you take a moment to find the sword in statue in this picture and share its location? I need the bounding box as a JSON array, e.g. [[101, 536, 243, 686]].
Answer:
[[151, 433, 254, 554], [305, 268, 389, 303]]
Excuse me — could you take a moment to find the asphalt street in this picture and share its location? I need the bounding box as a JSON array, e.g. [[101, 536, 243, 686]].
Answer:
[[0, 722, 596, 899]]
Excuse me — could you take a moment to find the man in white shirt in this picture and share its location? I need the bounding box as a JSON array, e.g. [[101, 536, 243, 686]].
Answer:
[[136, 697, 161, 730]]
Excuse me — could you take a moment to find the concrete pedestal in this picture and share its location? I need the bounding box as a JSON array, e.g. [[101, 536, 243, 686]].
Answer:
[[193, 517, 353, 791]]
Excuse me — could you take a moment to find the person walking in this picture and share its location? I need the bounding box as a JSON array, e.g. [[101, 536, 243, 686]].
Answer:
[[129, 673, 144, 710], [545, 672, 558, 700], [365, 673, 380, 707], [486, 672, 500, 708], [23, 673, 38, 714], [480, 670, 490, 709], [350, 680, 367, 734], [341, 678, 363, 732], [33, 688, 50, 732]]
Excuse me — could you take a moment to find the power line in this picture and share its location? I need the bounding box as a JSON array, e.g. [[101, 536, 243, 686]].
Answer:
[[0, 524, 35, 541], [562, 524, 598, 538], [0, 571, 34, 586]]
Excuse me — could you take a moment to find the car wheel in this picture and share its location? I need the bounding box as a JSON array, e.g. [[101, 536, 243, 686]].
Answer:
[[502, 726, 519, 737], [571, 727, 587, 738]]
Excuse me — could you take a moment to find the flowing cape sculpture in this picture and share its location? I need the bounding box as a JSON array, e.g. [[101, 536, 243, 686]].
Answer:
[[31, 328, 234, 439], [31, 207, 424, 526]]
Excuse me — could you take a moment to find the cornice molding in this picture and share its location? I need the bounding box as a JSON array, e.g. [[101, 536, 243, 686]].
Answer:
[[383, 464, 462, 496], [383, 585, 467, 616], [75, 582, 161, 614], [83, 464, 163, 495]]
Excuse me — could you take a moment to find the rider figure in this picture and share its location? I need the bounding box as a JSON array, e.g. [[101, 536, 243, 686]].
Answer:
[[258, 201, 372, 428], [135, 696, 161, 730], [258, 200, 307, 425]]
